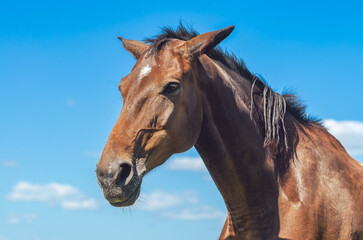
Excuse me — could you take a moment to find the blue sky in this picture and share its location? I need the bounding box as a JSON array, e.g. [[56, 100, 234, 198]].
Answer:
[[1, 1, 362, 239]]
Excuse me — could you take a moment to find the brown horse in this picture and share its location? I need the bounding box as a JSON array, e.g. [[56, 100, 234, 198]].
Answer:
[[96, 25, 363, 239]]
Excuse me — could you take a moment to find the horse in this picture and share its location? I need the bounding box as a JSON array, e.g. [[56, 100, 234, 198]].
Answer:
[[96, 25, 363, 239]]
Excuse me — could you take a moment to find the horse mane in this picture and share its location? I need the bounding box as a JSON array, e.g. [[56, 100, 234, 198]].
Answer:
[[144, 24, 321, 172]]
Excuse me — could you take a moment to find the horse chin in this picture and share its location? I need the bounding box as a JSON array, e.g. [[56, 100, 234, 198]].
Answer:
[[108, 183, 141, 207]]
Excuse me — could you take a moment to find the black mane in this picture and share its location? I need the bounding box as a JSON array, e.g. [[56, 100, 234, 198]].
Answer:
[[144, 24, 320, 126]]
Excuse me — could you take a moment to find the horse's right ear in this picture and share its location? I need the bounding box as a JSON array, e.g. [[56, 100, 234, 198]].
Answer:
[[117, 37, 149, 59], [176, 25, 234, 61]]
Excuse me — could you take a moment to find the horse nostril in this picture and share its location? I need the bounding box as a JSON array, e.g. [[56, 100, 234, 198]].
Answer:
[[116, 162, 132, 185]]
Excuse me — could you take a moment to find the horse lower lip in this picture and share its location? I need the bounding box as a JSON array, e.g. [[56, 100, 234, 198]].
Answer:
[[109, 184, 141, 207]]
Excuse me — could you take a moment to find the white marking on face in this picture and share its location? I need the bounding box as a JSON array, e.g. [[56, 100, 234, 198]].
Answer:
[[138, 64, 152, 81]]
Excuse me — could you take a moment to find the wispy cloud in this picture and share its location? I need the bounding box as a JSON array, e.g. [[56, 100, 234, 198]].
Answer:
[[166, 156, 207, 172], [162, 206, 225, 220], [139, 190, 224, 221], [139, 190, 198, 211], [324, 119, 363, 156], [61, 199, 98, 210], [7, 213, 38, 225], [7, 181, 98, 210], [1, 160, 19, 167]]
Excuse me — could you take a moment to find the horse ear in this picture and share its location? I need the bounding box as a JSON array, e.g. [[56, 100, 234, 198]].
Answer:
[[117, 37, 149, 59], [177, 26, 234, 61]]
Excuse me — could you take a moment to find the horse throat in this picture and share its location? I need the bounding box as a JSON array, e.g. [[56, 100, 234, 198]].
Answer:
[[193, 56, 280, 238]]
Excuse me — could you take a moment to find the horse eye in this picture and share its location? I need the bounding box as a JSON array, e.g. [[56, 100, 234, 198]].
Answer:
[[162, 82, 180, 94]]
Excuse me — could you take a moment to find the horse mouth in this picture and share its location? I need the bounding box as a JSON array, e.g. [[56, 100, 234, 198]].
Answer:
[[108, 183, 141, 207]]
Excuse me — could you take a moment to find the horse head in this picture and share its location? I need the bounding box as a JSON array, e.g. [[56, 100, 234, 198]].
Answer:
[[96, 26, 234, 207]]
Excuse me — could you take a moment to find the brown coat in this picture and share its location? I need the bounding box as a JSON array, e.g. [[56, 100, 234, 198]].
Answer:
[[96, 25, 363, 239]]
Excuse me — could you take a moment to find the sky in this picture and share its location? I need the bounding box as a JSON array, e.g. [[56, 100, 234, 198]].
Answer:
[[0, 0, 362, 239]]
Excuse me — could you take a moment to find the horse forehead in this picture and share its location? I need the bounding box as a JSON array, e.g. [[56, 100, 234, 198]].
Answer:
[[136, 48, 183, 79], [120, 44, 185, 94]]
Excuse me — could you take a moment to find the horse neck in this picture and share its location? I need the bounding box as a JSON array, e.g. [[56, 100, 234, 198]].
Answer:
[[193, 55, 280, 238]]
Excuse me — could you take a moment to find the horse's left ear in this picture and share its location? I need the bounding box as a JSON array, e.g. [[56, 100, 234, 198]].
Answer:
[[117, 36, 149, 59], [177, 25, 234, 61]]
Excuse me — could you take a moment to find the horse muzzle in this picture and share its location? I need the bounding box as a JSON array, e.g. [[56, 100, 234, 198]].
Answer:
[[96, 159, 144, 207]]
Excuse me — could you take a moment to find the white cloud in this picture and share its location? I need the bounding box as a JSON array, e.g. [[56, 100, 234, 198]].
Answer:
[[166, 156, 207, 172], [138, 190, 225, 221], [162, 206, 225, 220], [324, 119, 363, 156], [7, 213, 38, 225], [7, 181, 98, 210], [1, 160, 19, 167], [61, 199, 98, 210], [139, 190, 198, 211]]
